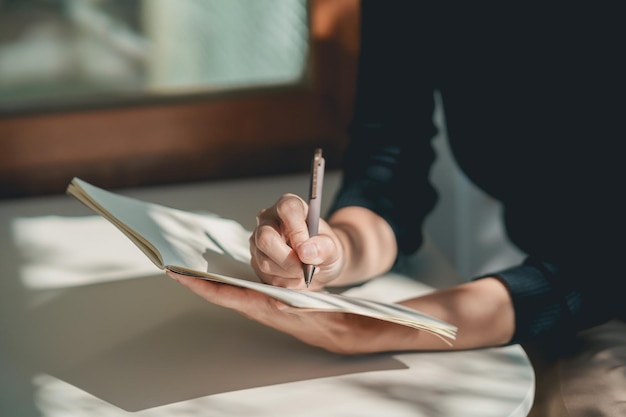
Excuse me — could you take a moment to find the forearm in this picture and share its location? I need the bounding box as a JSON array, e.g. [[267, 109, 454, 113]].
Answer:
[[339, 277, 516, 353], [326, 206, 398, 287], [324, 208, 515, 350], [399, 277, 515, 350]]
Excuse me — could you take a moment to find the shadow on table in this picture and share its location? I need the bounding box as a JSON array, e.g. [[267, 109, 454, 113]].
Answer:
[[27, 276, 406, 411]]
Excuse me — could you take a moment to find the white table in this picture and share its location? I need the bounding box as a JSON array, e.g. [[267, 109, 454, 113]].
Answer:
[[0, 172, 534, 417]]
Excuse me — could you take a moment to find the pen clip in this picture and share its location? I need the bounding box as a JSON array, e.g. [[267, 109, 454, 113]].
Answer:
[[309, 148, 323, 200]]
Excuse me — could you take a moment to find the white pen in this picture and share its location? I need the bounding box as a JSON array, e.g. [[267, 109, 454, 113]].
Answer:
[[303, 148, 325, 287]]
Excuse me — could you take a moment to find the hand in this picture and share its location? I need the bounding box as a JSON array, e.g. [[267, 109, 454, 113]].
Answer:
[[250, 193, 345, 290], [168, 271, 516, 352], [167, 271, 442, 354]]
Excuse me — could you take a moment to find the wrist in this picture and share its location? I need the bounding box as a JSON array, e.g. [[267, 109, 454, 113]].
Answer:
[[327, 207, 397, 286]]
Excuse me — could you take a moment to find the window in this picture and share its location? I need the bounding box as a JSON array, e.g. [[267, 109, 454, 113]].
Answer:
[[0, 0, 359, 198], [0, 0, 309, 112]]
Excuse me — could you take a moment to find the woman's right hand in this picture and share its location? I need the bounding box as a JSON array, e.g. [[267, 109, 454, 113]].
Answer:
[[249, 193, 345, 291]]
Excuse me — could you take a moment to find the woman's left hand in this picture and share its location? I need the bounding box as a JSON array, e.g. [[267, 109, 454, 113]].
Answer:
[[166, 271, 439, 354]]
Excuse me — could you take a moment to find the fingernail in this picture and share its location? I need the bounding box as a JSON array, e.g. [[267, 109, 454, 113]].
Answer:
[[166, 271, 179, 282]]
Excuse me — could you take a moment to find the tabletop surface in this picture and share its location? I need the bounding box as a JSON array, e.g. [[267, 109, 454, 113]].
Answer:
[[0, 172, 534, 417]]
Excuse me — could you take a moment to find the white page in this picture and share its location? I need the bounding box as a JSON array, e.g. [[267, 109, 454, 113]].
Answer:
[[69, 178, 257, 280]]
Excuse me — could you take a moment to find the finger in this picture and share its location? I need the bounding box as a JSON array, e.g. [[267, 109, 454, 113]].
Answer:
[[255, 208, 268, 226], [258, 272, 308, 289], [168, 271, 262, 310], [250, 246, 303, 287], [252, 223, 303, 277], [249, 239, 303, 288], [274, 194, 311, 251], [166, 271, 291, 317], [295, 233, 336, 266]]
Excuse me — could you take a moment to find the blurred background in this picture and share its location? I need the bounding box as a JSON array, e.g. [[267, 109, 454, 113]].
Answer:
[[0, 0, 359, 198], [0, 0, 309, 108]]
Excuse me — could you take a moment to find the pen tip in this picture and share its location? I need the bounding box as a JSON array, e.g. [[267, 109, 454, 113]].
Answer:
[[304, 265, 316, 288]]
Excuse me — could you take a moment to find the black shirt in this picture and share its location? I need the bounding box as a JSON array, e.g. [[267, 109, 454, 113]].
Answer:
[[329, 2, 624, 344]]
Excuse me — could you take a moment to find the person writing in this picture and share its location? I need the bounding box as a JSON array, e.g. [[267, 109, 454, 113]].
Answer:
[[169, 2, 624, 415]]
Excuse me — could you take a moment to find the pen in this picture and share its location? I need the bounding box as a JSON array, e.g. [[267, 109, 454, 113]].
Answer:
[[303, 148, 325, 287]]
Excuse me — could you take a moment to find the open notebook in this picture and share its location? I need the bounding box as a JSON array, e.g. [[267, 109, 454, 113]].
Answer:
[[67, 178, 457, 344]]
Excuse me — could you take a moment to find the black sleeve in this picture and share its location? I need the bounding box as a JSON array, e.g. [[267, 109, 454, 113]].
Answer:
[[468, 3, 626, 345], [328, 1, 440, 258]]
